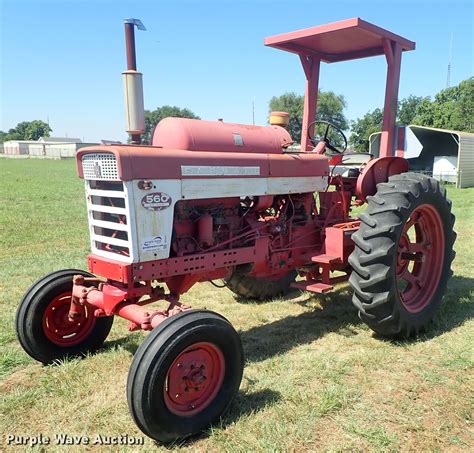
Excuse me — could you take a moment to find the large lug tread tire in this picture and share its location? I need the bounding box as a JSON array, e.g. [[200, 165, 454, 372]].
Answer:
[[127, 309, 243, 443], [349, 173, 456, 338], [226, 270, 297, 301], [16, 269, 114, 364]]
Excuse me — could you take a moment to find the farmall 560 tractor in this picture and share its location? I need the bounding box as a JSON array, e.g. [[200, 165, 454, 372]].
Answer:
[[16, 18, 456, 442]]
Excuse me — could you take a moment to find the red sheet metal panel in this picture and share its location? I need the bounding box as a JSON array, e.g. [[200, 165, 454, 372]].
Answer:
[[152, 118, 292, 154], [268, 152, 329, 177], [265, 17, 415, 62], [76, 146, 329, 180]]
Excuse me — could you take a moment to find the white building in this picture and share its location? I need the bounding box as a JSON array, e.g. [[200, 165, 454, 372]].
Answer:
[[3, 140, 39, 156], [1, 137, 98, 159]]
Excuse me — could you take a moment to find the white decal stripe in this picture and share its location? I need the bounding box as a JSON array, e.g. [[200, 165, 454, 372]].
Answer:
[[181, 176, 328, 199], [181, 165, 261, 176]]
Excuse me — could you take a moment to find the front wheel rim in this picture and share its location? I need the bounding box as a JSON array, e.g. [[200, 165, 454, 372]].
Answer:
[[396, 204, 445, 313], [42, 292, 96, 346], [164, 342, 225, 417]]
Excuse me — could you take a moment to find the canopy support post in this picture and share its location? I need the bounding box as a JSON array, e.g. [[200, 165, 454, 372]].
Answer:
[[380, 39, 402, 157], [300, 55, 321, 151]]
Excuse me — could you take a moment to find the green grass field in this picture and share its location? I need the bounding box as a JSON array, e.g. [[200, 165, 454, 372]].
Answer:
[[1, 158, 472, 452]]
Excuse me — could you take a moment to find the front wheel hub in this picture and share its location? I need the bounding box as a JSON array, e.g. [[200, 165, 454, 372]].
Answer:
[[42, 292, 96, 346], [164, 342, 225, 416]]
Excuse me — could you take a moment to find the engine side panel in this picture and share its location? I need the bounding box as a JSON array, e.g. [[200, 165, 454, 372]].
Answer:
[[131, 176, 328, 262]]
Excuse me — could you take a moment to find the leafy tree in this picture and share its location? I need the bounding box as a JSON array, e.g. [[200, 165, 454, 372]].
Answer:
[[349, 108, 384, 152], [25, 120, 52, 140], [268, 91, 348, 143], [413, 77, 473, 132], [143, 105, 200, 144], [398, 95, 429, 126], [268, 92, 303, 140], [0, 120, 51, 142], [349, 78, 474, 152], [349, 77, 473, 152], [349, 96, 427, 153], [317, 90, 349, 130]]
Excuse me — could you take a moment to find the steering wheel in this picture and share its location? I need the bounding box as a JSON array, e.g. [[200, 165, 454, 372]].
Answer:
[[308, 120, 347, 154]]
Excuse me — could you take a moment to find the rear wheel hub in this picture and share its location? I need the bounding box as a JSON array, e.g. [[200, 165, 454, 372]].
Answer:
[[396, 204, 445, 313]]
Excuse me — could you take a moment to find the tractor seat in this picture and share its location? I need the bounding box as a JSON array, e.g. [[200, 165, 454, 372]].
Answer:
[[330, 152, 373, 177]]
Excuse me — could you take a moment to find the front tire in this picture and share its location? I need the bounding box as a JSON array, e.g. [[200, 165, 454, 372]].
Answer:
[[127, 310, 243, 443], [16, 269, 114, 364], [349, 173, 456, 337]]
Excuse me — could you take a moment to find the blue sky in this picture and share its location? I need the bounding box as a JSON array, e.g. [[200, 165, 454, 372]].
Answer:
[[1, 0, 472, 142]]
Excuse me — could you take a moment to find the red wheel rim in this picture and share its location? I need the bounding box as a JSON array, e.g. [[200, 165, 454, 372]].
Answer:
[[396, 204, 445, 313], [42, 292, 96, 346], [164, 342, 225, 417]]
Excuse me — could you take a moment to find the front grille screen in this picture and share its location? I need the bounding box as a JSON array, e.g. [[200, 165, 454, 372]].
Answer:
[[82, 153, 119, 181]]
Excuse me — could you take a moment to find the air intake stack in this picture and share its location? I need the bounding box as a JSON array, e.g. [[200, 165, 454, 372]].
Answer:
[[123, 18, 146, 143]]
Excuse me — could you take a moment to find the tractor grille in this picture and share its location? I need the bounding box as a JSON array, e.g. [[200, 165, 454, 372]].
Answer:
[[82, 153, 119, 180], [84, 179, 136, 262]]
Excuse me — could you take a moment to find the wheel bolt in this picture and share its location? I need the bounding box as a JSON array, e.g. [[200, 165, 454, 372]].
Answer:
[[177, 363, 182, 368], [175, 393, 180, 398]]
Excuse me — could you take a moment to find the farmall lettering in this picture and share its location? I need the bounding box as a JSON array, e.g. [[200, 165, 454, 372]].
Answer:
[[16, 17, 456, 445], [141, 192, 172, 211]]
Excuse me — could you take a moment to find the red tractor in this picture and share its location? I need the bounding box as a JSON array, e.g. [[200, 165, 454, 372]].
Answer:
[[16, 18, 455, 442]]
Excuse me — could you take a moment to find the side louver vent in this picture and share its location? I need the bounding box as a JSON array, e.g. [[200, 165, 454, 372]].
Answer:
[[83, 179, 136, 263]]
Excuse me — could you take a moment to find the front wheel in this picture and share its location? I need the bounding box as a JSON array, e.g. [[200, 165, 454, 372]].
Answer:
[[349, 173, 456, 338], [127, 310, 243, 443], [16, 269, 114, 364]]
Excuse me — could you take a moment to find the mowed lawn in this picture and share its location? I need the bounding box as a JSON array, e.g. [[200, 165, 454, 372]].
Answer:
[[0, 158, 472, 452]]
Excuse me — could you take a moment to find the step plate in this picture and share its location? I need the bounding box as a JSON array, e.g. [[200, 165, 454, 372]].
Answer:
[[291, 280, 334, 294], [311, 254, 341, 264]]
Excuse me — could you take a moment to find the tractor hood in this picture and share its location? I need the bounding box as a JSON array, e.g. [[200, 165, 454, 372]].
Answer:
[[76, 145, 329, 181]]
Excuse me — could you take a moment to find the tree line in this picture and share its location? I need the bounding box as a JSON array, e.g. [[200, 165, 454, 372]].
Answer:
[[141, 76, 472, 151], [0, 120, 51, 142], [3, 77, 471, 149], [349, 77, 473, 151]]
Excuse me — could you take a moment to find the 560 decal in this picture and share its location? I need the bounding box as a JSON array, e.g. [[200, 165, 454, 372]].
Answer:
[[141, 192, 172, 211]]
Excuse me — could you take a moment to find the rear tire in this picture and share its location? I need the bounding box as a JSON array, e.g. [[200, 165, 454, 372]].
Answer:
[[349, 173, 456, 338], [16, 269, 114, 364], [226, 270, 297, 301], [127, 310, 243, 443]]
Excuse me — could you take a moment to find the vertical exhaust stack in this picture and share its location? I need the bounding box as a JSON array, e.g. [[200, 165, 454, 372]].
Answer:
[[123, 18, 146, 144]]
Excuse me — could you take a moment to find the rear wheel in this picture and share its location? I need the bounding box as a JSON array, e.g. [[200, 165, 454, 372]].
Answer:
[[16, 269, 114, 363], [226, 270, 297, 301], [349, 173, 456, 337], [127, 310, 243, 443]]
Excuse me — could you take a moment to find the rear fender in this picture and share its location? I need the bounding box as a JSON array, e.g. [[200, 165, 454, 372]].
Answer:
[[356, 156, 408, 201]]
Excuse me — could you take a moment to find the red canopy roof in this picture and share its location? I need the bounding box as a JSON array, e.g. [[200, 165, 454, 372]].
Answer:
[[264, 18, 415, 63]]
